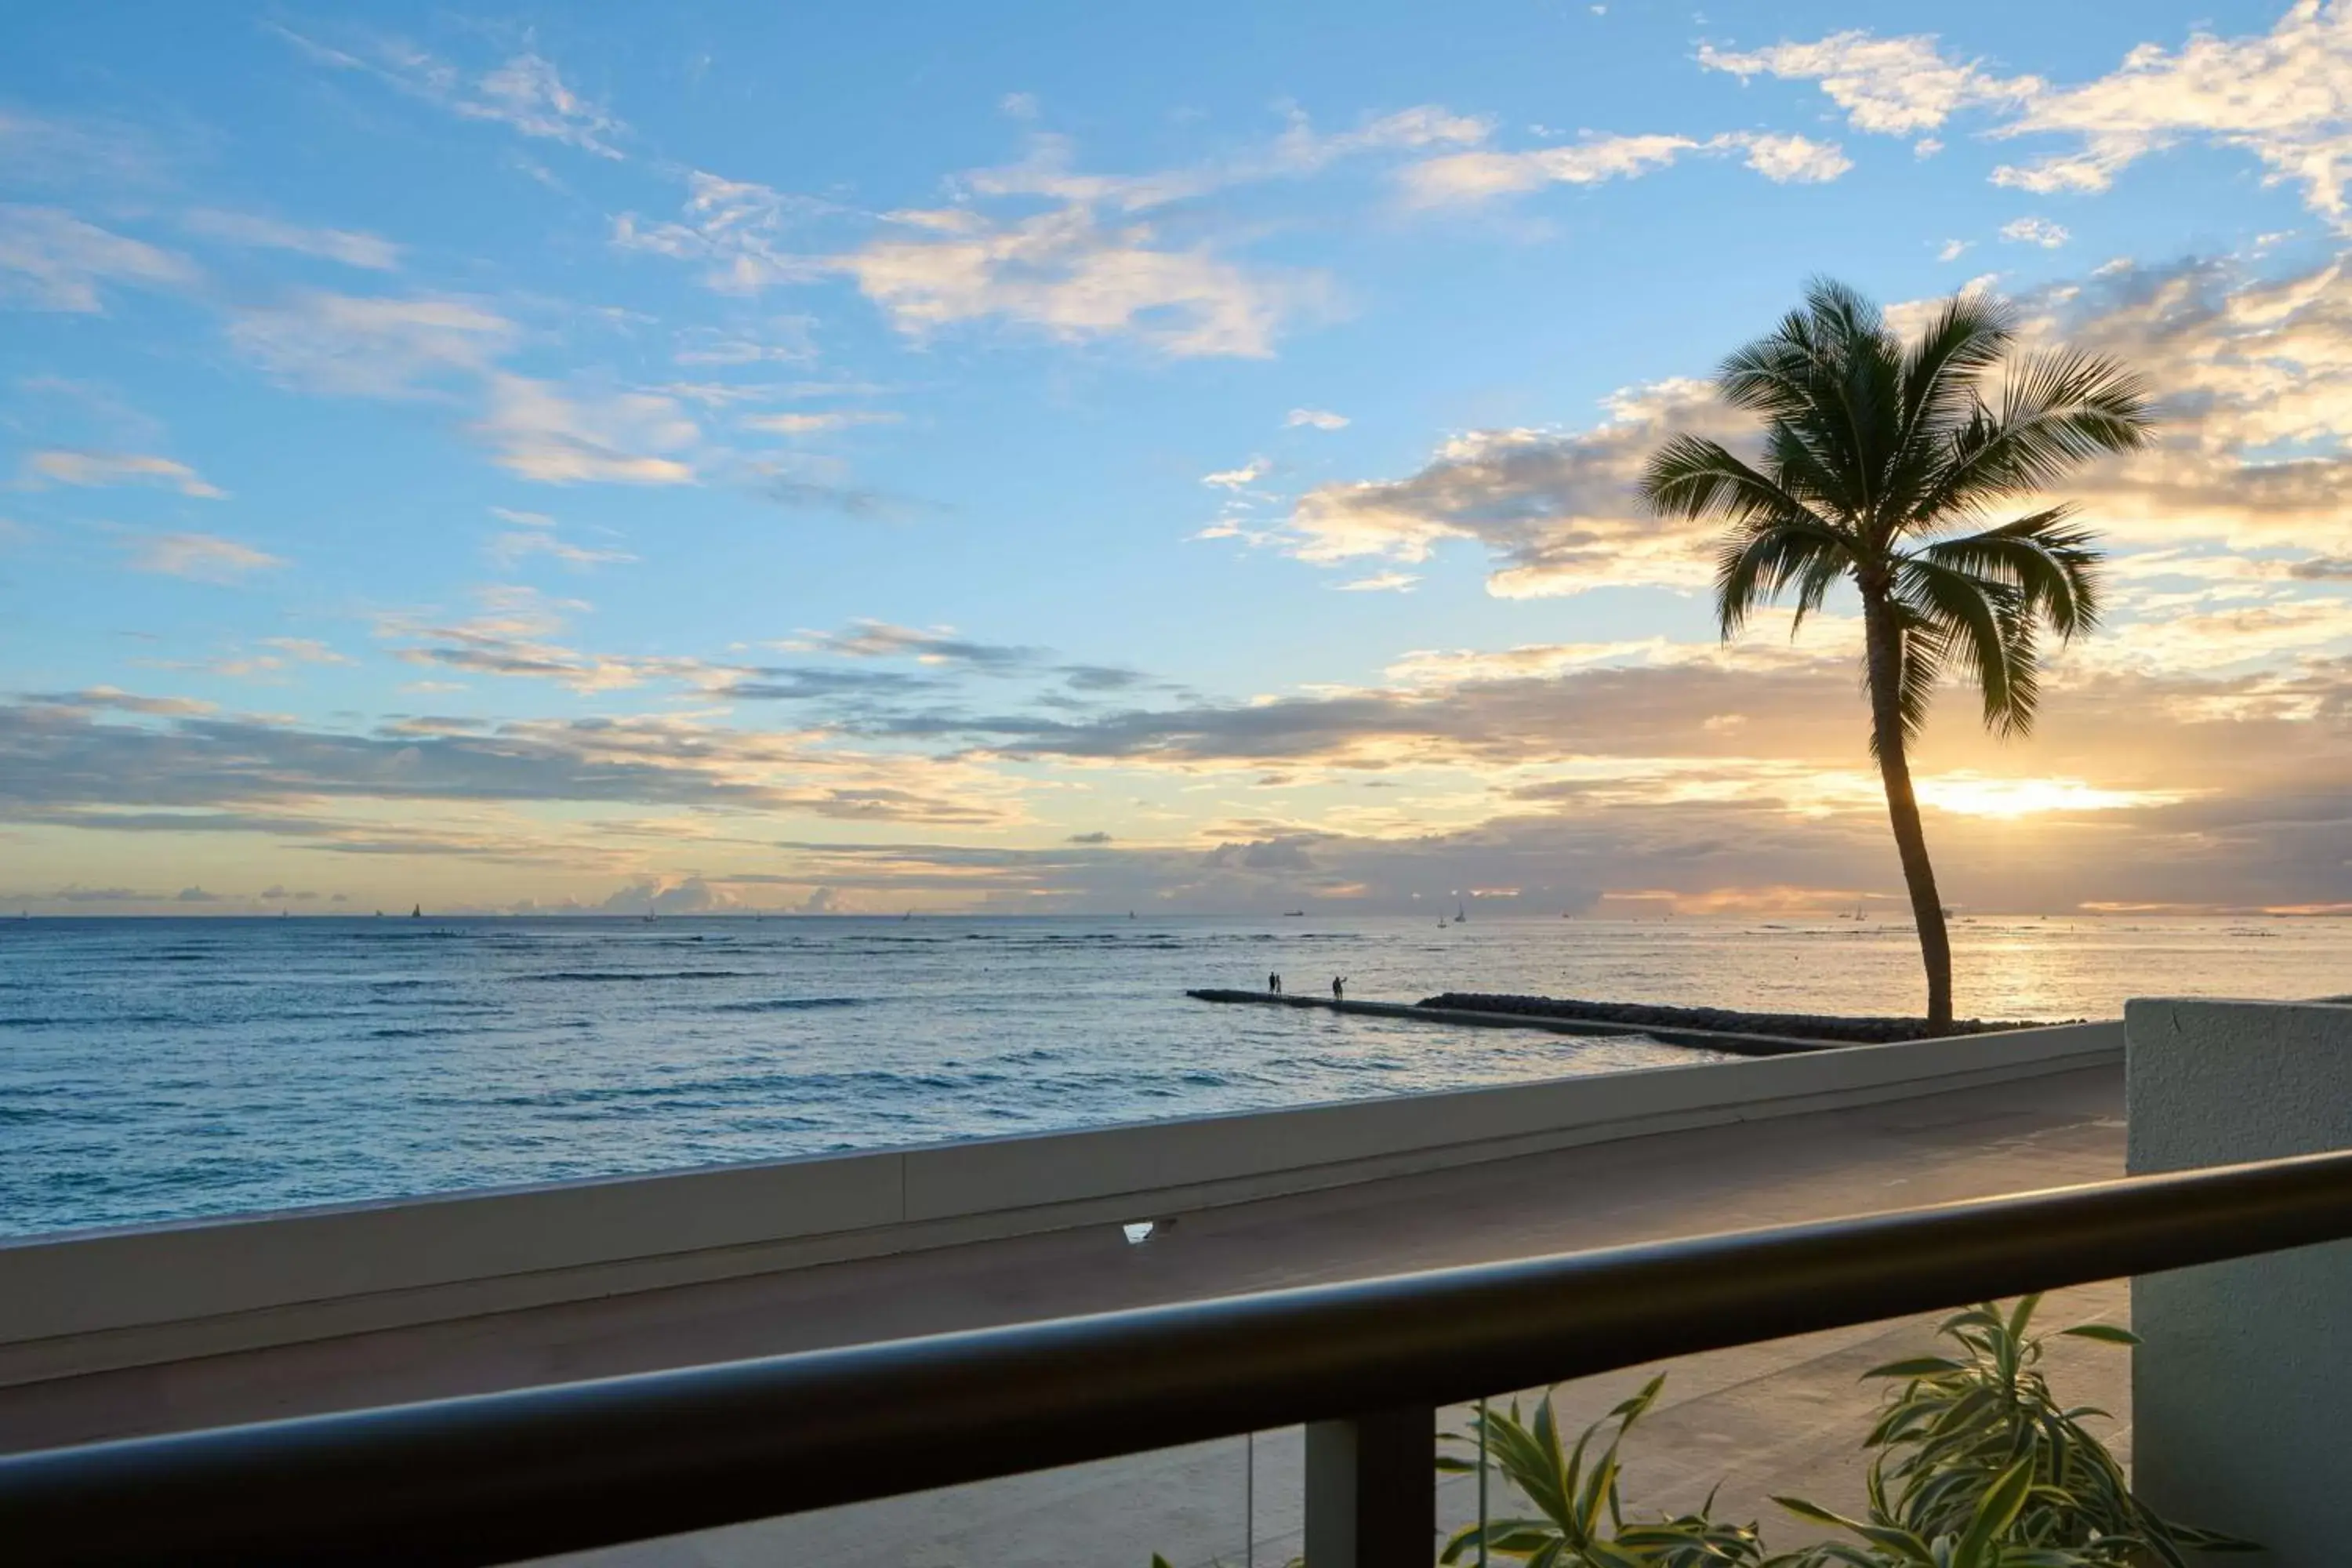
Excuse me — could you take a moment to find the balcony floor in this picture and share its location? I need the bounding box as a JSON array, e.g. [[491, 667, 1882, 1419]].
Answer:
[[4, 1063, 2129, 1566]]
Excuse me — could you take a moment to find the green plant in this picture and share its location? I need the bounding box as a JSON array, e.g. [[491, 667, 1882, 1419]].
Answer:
[[1768, 1457, 2101, 1567], [1428, 1300, 2247, 1568], [1149, 1299, 2245, 1566], [1639, 281, 2152, 1028], [1798, 1297, 2253, 1567], [1436, 1375, 1769, 1566]]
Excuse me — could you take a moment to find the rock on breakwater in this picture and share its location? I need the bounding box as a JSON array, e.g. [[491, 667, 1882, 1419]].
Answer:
[[1416, 993, 2063, 1045]]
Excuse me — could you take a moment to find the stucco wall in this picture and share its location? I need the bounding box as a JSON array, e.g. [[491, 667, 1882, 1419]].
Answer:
[[0, 1019, 2120, 1389], [2127, 997, 2352, 1566]]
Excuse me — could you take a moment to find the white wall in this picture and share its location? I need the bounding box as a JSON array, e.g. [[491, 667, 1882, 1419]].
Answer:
[[2128, 997, 2352, 1566], [0, 1020, 2119, 1389]]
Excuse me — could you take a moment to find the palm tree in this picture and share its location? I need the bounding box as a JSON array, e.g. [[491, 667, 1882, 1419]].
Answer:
[[1639, 280, 2151, 1028]]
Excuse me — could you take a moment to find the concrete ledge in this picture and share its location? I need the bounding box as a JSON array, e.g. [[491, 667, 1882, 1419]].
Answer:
[[0, 1018, 2121, 1389]]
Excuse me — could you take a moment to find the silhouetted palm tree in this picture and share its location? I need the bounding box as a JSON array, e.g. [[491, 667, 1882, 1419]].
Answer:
[[1640, 280, 2151, 1028]]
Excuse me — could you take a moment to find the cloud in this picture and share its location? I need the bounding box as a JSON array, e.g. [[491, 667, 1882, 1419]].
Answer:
[[2001, 216, 2071, 248], [1398, 129, 1849, 206], [1399, 132, 1706, 205], [176, 885, 221, 902], [610, 172, 829, 294], [1287, 408, 1350, 430], [741, 410, 902, 436], [1991, 3, 2352, 216], [759, 475, 909, 517], [0, 695, 1024, 841], [1703, 11, 2352, 228], [1286, 378, 1745, 595], [277, 27, 625, 158], [1937, 238, 1973, 261], [380, 586, 731, 693], [474, 375, 698, 485], [622, 114, 1427, 358], [22, 449, 224, 498], [125, 532, 285, 583], [486, 512, 637, 569], [1335, 571, 1420, 592], [28, 686, 217, 716], [183, 209, 400, 270], [1738, 132, 1853, 183], [229, 291, 517, 397], [1698, 31, 2040, 136], [0, 205, 194, 311], [836, 203, 1312, 358], [782, 619, 1042, 671], [1279, 249, 2352, 602], [1203, 459, 1269, 489]]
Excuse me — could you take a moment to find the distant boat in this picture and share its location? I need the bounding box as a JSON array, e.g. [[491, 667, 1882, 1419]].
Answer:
[[643, 910, 659, 923], [410, 904, 422, 919], [902, 909, 913, 921], [1454, 902, 1466, 924]]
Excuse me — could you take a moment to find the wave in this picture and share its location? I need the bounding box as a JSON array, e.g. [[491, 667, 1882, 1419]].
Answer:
[[513, 970, 763, 983], [713, 996, 863, 1013]]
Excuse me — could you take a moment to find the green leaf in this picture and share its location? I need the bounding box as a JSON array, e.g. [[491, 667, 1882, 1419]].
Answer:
[[2056, 1324, 2139, 1347]]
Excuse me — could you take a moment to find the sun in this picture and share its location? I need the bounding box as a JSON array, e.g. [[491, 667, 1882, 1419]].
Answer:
[[1915, 774, 2183, 820]]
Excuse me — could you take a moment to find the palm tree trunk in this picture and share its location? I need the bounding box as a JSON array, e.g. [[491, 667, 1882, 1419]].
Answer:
[[1862, 590, 1955, 1029]]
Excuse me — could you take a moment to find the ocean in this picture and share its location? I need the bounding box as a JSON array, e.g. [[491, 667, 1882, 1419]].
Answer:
[[3, 913, 2346, 1239]]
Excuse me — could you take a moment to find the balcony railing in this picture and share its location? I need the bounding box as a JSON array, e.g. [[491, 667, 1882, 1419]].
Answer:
[[6, 1146, 2352, 1568]]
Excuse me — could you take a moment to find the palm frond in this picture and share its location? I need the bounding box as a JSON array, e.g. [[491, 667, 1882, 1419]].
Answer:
[[1715, 521, 1854, 640], [1925, 350, 2153, 521], [1639, 434, 1841, 532], [1895, 556, 2038, 738], [1918, 508, 2105, 641]]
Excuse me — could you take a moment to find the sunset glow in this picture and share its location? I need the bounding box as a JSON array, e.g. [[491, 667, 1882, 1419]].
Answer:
[[1, 4, 2347, 916]]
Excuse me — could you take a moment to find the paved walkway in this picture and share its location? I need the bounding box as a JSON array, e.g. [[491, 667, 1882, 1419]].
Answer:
[[3, 1064, 2129, 1566]]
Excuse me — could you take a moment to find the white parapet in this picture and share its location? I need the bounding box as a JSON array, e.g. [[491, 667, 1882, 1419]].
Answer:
[[0, 1019, 2120, 1390], [2127, 996, 2352, 1565]]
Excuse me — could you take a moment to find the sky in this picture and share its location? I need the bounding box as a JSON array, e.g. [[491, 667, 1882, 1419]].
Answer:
[[1, 1, 2348, 917]]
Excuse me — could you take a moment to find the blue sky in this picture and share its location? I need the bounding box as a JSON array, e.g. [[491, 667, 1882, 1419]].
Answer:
[[2, 1, 2349, 915]]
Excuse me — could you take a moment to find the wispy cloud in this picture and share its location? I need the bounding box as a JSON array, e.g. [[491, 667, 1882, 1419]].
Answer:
[[741, 410, 903, 436], [1399, 128, 1850, 205], [1202, 459, 1269, 489], [0, 204, 194, 311], [183, 209, 400, 270], [782, 619, 1043, 671], [23, 449, 224, 498], [229, 291, 516, 397], [275, 26, 626, 158], [1287, 408, 1350, 430], [473, 376, 698, 485], [2001, 216, 2071, 248], [125, 532, 285, 582], [485, 509, 637, 569]]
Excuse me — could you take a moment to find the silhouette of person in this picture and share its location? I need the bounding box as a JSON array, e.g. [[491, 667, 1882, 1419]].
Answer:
[[1268, 971, 1281, 995], [1332, 976, 1345, 1002]]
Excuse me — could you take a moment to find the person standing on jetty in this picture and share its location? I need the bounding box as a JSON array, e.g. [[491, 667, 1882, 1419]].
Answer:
[[1332, 976, 1345, 1002], [1267, 972, 1282, 995]]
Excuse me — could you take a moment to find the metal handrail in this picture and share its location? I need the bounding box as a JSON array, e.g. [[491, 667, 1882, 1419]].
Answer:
[[7, 1147, 2352, 1567]]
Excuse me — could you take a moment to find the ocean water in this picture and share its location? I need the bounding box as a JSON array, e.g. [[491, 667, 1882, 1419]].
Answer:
[[2, 913, 2345, 1239]]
